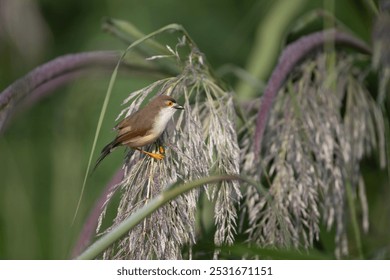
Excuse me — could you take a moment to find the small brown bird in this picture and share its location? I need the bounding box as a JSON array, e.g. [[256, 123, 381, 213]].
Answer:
[[94, 95, 184, 170]]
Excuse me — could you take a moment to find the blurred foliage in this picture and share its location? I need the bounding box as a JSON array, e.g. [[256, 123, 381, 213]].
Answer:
[[0, 0, 389, 259]]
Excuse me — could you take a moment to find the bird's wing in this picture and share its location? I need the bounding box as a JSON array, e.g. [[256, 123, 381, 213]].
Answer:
[[115, 114, 134, 131], [116, 125, 150, 144], [115, 108, 152, 128], [114, 111, 153, 146]]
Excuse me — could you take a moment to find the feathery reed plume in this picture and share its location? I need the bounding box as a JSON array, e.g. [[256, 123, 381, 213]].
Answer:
[[98, 43, 241, 259]]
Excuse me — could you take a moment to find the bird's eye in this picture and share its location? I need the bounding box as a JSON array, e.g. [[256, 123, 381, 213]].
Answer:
[[167, 101, 173, 106]]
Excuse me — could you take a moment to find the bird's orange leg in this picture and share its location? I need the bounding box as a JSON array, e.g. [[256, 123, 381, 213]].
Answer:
[[155, 138, 165, 155], [159, 145, 165, 155], [135, 148, 165, 160]]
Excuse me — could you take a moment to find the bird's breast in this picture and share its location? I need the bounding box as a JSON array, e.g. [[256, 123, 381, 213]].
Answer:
[[151, 107, 176, 136]]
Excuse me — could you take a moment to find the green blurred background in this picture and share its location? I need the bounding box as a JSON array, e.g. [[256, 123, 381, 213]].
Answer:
[[0, 0, 388, 259]]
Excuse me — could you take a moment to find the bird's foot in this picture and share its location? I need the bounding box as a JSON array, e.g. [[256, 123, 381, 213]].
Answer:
[[137, 148, 165, 160], [147, 152, 165, 160], [159, 145, 165, 155]]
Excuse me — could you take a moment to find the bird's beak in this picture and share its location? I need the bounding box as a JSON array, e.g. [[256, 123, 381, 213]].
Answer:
[[174, 104, 184, 110]]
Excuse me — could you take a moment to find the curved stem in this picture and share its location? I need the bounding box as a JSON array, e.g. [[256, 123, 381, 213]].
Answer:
[[75, 174, 251, 260], [0, 51, 119, 132], [253, 29, 371, 157]]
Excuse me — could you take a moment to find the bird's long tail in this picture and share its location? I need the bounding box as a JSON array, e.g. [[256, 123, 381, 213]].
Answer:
[[92, 139, 119, 172]]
